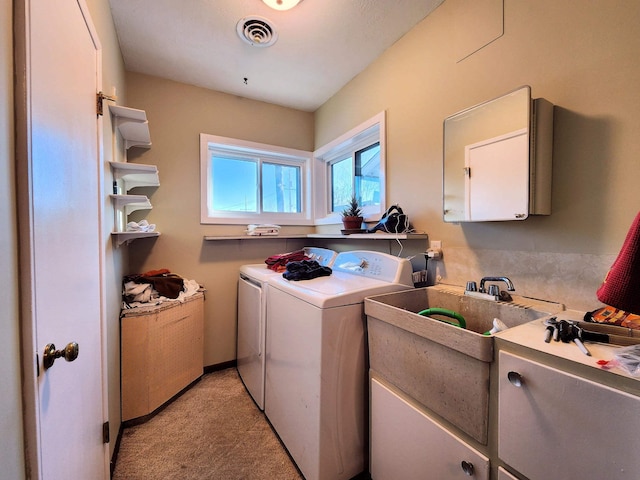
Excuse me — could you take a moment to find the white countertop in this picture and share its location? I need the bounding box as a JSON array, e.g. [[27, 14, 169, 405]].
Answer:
[[496, 309, 640, 384]]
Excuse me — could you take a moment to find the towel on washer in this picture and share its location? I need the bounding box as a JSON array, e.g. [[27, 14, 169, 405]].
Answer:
[[282, 260, 332, 281]]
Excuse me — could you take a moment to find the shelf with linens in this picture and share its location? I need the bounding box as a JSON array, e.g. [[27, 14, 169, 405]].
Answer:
[[109, 105, 160, 247]]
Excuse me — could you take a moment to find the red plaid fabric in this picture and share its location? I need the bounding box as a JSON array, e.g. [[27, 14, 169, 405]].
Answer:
[[597, 210, 640, 314]]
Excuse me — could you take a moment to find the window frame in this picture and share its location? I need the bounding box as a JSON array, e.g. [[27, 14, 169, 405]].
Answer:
[[200, 134, 313, 225], [313, 111, 386, 225]]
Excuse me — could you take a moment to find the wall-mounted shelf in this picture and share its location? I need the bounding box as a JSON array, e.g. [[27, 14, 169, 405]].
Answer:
[[112, 231, 160, 248], [108, 105, 160, 247], [109, 104, 151, 151], [110, 194, 153, 216], [308, 233, 428, 240], [203, 233, 428, 241], [110, 161, 159, 191]]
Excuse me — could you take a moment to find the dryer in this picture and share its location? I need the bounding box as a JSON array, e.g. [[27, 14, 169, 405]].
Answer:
[[237, 247, 336, 410], [265, 250, 413, 480]]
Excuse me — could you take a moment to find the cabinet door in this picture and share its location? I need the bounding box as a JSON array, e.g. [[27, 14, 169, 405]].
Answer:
[[499, 351, 640, 480], [464, 129, 529, 221], [371, 378, 489, 480], [148, 299, 204, 411], [237, 276, 265, 410]]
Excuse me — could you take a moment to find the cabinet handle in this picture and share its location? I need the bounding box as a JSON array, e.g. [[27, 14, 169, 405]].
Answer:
[[507, 371, 524, 387], [461, 460, 475, 476]]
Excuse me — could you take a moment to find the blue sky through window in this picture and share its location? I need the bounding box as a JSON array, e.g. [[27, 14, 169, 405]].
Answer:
[[211, 156, 257, 212], [211, 155, 301, 213]]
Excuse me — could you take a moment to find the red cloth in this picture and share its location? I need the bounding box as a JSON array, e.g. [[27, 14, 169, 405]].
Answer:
[[597, 210, 640, 314], [264, 250, 309, 272]]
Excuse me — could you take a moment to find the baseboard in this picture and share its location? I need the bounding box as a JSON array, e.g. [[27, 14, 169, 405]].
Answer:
[[204, 359, 236, 374], [110, 423, 123, 478]]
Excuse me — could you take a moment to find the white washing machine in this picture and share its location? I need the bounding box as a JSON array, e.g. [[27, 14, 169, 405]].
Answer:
[[265, 250, 414, 480], [237, 247, 337, 410]]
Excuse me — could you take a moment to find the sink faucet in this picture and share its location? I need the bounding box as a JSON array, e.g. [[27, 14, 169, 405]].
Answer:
[[479, 276, 515, 293]]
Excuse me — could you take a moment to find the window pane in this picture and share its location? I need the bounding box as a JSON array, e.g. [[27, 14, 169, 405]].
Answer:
[[262, 162, 301, 213], [355, 142, 380, 207], [211, 155, 257, 212], [331, 156, 353, 212]]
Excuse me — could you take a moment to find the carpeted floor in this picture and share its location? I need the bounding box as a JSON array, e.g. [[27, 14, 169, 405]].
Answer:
[[112, 368, 303, 480]]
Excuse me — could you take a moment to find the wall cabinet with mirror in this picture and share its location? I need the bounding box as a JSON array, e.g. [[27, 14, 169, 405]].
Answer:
[[443, 86, 553, 222]]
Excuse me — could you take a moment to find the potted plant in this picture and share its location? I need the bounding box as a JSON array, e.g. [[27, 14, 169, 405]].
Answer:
[[341, 196, 364, 230]]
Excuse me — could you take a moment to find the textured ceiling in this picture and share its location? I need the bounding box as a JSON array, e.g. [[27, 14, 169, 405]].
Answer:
[[108, 0, 445, 111]]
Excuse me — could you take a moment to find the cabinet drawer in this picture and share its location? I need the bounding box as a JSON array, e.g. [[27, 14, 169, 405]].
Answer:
[[497, 467, 519, 480], [498, 351, 640, 480], [371, 378, 489, 480]]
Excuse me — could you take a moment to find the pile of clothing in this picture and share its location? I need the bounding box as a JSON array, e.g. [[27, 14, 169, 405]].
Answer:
[[123, 268, 201, 308], [265, 249, 332, 281]]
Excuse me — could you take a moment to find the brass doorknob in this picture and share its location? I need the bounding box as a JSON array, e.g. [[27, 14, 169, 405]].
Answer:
[[43, 342, 79, 370]]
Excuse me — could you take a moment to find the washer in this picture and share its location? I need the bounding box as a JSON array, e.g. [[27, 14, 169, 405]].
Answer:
[[237, 247, 337, 410], [265, 250, 414, 480]]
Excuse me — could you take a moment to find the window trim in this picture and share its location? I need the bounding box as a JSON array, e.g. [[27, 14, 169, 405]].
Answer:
[[200, 134, 313, 225], [313, 111, 386, 225]]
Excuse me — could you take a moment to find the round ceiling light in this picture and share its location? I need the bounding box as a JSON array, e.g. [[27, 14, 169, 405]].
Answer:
[[262, 0, 302, 11], [236, 16, 278, 47]]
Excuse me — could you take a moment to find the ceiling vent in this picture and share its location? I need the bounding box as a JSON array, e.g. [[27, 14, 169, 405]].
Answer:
[[236, 16, 278, 47]]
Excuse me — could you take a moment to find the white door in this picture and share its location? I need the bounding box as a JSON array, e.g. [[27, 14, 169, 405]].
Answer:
[[16, 0, 107, 478], [237, 276, 266, 410]]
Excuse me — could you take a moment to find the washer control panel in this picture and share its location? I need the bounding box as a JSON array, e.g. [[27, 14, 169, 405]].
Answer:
[[333, 251, 413, 285]]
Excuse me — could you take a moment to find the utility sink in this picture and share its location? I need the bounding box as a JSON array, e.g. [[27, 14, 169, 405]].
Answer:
[[365, 284, 564, 444]]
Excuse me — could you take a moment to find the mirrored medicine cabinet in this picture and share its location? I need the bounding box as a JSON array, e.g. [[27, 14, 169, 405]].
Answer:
[[443, 86, 553, 222]]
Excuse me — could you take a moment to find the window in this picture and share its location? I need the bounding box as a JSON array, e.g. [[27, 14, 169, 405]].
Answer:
[[200, 112, 385, 226], [200, 134, 312, 225], [330, 142, 381, 213], [314, 112, 386, 223]]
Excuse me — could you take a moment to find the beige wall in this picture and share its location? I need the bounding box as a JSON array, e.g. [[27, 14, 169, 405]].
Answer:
[[316, 0, 639, 310], [125, 0, 640, 368], [126, 73, 314, 366], [1, 0, 25, 476]]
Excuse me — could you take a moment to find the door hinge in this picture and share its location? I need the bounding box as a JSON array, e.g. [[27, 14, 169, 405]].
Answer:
[[102, 421, 110, 443], [36, 352, 40, 377], [96, 91, 117, 116]]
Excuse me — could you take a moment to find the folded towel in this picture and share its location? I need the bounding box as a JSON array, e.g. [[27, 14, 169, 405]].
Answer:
[[126, 220, 156, 232]]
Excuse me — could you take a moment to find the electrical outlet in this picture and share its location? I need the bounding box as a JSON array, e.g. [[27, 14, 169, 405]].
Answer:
[[430, 240, 442, 249]]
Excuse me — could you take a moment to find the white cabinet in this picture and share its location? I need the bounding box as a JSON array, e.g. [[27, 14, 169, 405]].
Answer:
[[108, 105, 160, 246], [498, 351, 640, 480], [443, 86, 554, 222], [370, 378, 489, 480]]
